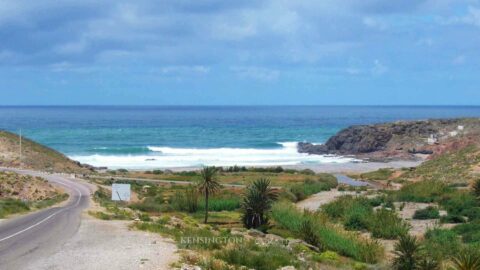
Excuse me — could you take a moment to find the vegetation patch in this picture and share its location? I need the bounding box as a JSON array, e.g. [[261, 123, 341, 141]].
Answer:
[[358, 168, 394, 181], [412, 206, 440, 220], [271, 202, 383, 263]]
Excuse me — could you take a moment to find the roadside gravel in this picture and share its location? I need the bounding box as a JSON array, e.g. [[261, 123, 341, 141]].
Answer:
[[25, 214, 178, 270]]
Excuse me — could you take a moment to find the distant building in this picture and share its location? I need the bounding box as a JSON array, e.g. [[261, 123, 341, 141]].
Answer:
[[427, 134, 437, 145], [458, 125, 464, 131], [449, 131, 458, 137]]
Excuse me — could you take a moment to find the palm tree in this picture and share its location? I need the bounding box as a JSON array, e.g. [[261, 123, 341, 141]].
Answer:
[[416, 257, 440, 270], [451, 248, 480, 270], [242, 178, 278, 229], [198, 166, 220, 223], [392, 234, 421, 270]]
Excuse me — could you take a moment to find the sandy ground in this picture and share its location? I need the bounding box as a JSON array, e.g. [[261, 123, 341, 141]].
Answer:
[[25, 214, 178, 270], [284, 159, 422, 173], [296, 189, 360, 211]]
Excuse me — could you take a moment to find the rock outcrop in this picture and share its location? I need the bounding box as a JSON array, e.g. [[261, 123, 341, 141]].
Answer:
[[298, 118, 480, 160]]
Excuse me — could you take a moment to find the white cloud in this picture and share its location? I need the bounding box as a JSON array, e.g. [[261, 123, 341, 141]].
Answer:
[[362, 17, 387, 30], [442, 6, 480, 27], [154, 65, 210, 75], [231, 66, 280, 81], [371, 59, 388, 75]]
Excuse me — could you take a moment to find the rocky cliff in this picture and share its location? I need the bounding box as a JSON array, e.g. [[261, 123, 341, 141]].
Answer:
[[298, 118, 480, 161]]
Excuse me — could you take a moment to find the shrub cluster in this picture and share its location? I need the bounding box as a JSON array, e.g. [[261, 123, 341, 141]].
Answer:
[[271, 202, 383, 263]]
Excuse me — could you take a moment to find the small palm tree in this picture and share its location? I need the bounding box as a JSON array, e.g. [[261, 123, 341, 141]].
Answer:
[[242, 178, 278, 229], [198, 166, 220, 223], [416, 257, 440, 270], [392, 234, 421, 270], [472, 178, 480, 200], [300, 219, 320, 248], [451, 248, 480, 270]]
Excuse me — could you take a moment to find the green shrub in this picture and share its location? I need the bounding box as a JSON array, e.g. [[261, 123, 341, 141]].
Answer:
[[450, 247, 480, 270], [453, 222, 480, 244], [440, 214, 466, 223], [0, 199, 30, 218], [392, 234, 421, 270], [396, 180, 450, 203], [300, 219, 320, 247], [271, 202, 383, 263], [464, 207, 480, 221], [129, 196, 165, 212], [289, 175, 337, 201], [93, 187, 111, 207], [424, 228, 461, 260], [360, 168, 394, 181], [439, 191, 479, 217], [216, 241, 299, 270], [316, 251, 339, 262], [322, 195, 372, 221], [370, 208, 409, 239], [413, 206, 440, 220], [198, 197, 240, 212]]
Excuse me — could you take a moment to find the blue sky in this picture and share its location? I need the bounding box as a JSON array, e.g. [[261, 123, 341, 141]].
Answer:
[[0, 0, 479, 105]]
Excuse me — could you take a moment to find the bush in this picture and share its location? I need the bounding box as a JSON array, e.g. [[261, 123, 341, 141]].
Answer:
[[451, 247, 480, 270], [0, 199, 30, 218], [439, 191, 479, 217], [396, 180, 450, 203], [216, 241, 299, 270], [440, 214, 466, 224], [413, 206, 440, 220], [198, 197, 240, 212], [300, 219, 320, 247], [289, 174, 337, 201], [424, 228, 461, 260], [170, 186, 200, 213], [271, 202, 383, 263], [360, 168, 394, 181], [130, 196, 164, 212], [464, 207, 480, 221], [392, 234, 421, 270], [322, 195, 372, 221], [453, 222, 480, 244], [370, 208, 409, 239]]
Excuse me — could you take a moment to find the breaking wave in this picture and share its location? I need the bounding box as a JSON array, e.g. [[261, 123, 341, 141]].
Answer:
[[70, 142, 356, 169]]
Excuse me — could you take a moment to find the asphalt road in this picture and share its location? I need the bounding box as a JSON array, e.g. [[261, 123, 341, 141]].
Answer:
[[0, 168, 91, 269]]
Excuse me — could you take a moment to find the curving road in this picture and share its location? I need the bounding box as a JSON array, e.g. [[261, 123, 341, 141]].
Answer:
[[0, 168, 91, 269]]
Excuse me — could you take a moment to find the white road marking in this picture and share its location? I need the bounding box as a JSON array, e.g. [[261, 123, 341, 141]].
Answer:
[[0, 175, 83, 243]]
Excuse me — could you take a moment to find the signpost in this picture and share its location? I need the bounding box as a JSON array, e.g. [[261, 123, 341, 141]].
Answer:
[[111, 183, 131, 202]]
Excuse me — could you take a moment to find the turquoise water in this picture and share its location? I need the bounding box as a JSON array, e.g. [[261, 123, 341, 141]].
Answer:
[[1, 106, 479, 168]]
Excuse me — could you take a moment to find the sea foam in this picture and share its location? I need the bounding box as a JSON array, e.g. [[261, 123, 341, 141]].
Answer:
[[69, 142, 356, 169]]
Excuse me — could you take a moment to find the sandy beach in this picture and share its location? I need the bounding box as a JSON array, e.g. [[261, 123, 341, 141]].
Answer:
[[138, 159, 423, 174]]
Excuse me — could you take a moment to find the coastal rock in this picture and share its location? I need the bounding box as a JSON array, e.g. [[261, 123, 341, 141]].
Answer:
[[298, 118, 480, 160]]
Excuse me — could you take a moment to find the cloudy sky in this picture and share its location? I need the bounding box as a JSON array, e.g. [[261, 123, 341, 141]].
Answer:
[[1, 0, 479, 105]]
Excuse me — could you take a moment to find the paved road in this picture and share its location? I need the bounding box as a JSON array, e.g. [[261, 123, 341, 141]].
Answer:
[[0, 168, 92, 269]]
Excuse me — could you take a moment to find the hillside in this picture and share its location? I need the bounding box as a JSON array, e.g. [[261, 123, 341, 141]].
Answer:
[[0, 171, 69, 218], [0, 130, 92, 173], [298, 118, 480, 161]]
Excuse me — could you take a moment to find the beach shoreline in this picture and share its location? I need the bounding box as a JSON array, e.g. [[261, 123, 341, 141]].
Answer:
[[109, 158, 423, 174]]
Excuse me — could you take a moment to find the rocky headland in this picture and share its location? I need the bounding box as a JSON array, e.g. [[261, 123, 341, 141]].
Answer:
[[298, 118, 480, 161]]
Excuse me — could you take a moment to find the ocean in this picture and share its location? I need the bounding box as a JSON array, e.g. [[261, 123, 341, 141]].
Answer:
[[1, 106, 480, 169]]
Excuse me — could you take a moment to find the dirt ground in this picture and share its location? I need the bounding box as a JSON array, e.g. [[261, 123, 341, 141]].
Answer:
[[24, 214, 179, 270]]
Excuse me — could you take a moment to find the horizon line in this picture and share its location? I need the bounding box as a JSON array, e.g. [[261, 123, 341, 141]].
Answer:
[[1, 104, 480, 107]]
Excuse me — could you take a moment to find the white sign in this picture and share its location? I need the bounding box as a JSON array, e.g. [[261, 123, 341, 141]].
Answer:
[[112, 183, 131, 201]]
